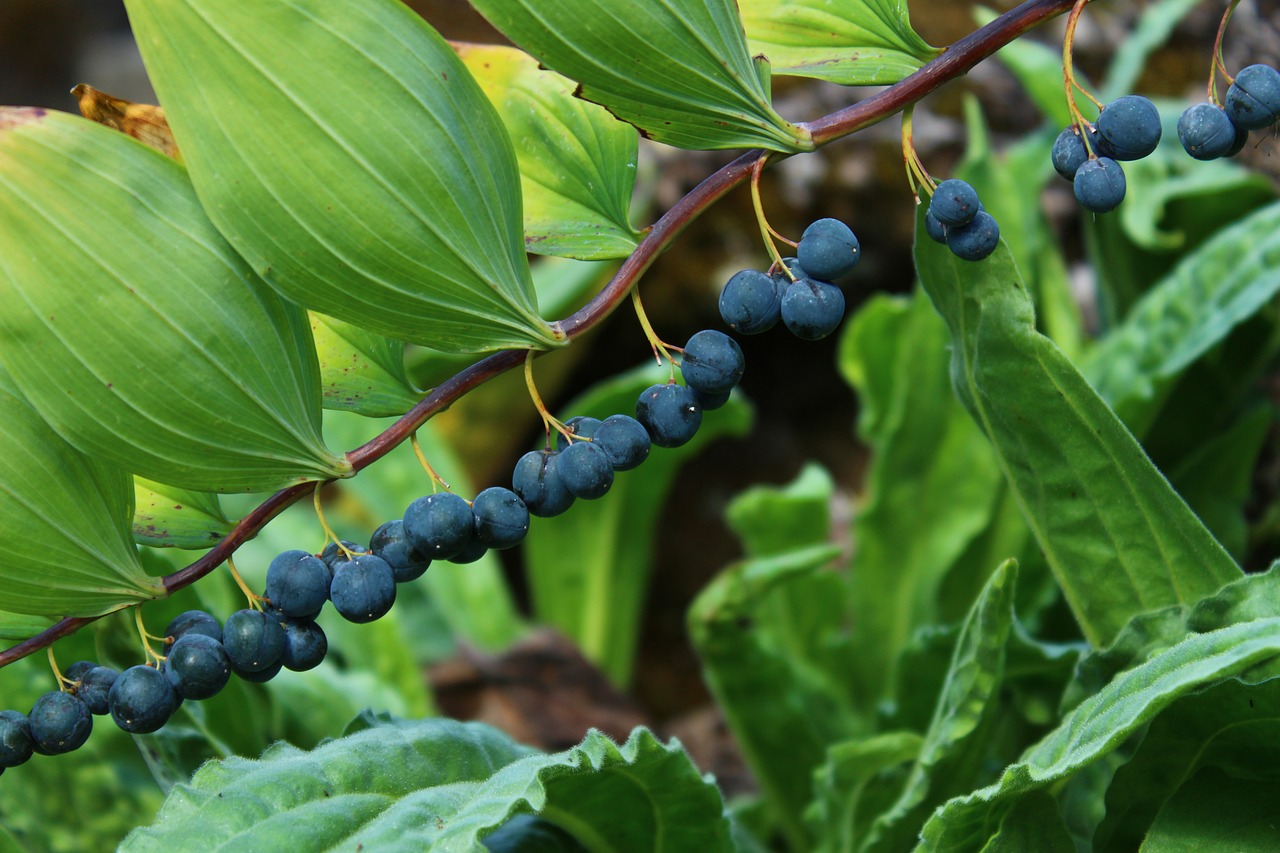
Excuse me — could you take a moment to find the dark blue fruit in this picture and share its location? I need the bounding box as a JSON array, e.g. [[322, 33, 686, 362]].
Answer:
[[781, 279, 845, 341], [1073, 157, 1127, 212], [1177, 103, 1237, 160], [924, 208, 947, 243], [222, 608, 286, 673], [29, 691, 92, 755], [681, 330, 744, 396], [266, 550, 331, 619], [448, 538, 488, 564], [280, 620, 328, 672], [329, 555, 397, 623], [369, 520, 432, 582], [1051, 126, 1090, 180], [1096, 95, 1162, 160], [319, 540, 362, 570], [512, 450, 575, 518], [164, 610, 222, 644], [232, 659, 282, 684], [928, 179, 980, 227], [1226, 123, 1250, 157], [1225, 64, 1280, 130], [692, 387, 730, 411], [165, 633, 231, 700], [555, 416, 601, 452], [108, 665, 177, 734], [557, 441, 615, 500], [636, 383, 702, 448], [403, 492, 474, 561], [472, 487, 530, 549], [796, 218, 860, 280], [64, 660, 98, 682], [75, 666, 118, 715], [946, 210, 1001, 261], [719, 269, 782, 334], [592, 415, 650, 471], [0, 710, 32, 767]]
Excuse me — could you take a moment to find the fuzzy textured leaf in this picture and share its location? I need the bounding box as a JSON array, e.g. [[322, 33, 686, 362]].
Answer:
[[124, 0, 561, 353], [132, 477, 234, 549], [310, 313, 420, 418]]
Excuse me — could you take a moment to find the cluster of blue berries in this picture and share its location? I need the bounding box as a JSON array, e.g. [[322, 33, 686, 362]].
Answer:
[[1177, 64, 1280, 161], [718, 218, 858, 341], [1052, 94, 1162, 213], [922, 179, 1000, 261]]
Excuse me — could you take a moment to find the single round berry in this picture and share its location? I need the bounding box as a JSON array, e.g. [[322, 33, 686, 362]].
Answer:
[[29, 691, 92, 755], [319, 540, 362, 571], [64, 660, 98, 682], [1226, 123, 1250, 157], [164, 610, 222, 644], [109, 665, 177, 734], [719, 269, 781, 334], [592, 415, 651, 471], [1096, 95, 1162, 160], [946, 210, 1001, 261], [233, 659, 282, 684], [692, 387, 731, 411], [1177, 103, 1238, 161], [165, 633, 231, 700], [330, 555, 397, 623], [472, 487, 530, 549], [0, 710, 33, 767], [681, 330, 744, 396], [636, 383, 702, 448], [222, 609, 286, 673], [1073, 157, 1127, 213], [1051, 126, 1090, 180], [796, 218, 860, 280], [924, 208, 947, 244], [781, 279, 845, 341], [266, 550, 331, 620], [74, 666, 118, 715], [280, 620, 328, 672], [1225, 64, 1280, 130], [555, 416, 601, 452], [512, 450, 575, 518], [448, 538, 488, 564], [403, 492, 474, 561], [369, 520, 432, 583], [929, 179, 981, 227], [557, 441, 615, 500]]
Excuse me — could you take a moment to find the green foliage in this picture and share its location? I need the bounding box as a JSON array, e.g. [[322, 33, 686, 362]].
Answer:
[[132, 479, 233, 550], [310, 314, 421, 419]]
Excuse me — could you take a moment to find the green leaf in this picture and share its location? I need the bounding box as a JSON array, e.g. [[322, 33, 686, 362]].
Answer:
[[455, 43, 644, 261], [918, 619, 1280, 852], [726, 462, 833, 557], [1140, 767, 1280, 852], [310, 313, 421, 419], [524, 362, 752, 686], [132, 477, 234, 549], [0, 376, 165, 617], [977, 791, 1074, 853], [805, 732, 924, 853], [740, 0, 940, 86], [913, 208, 1241, 647], [0, 611, 56, 642], [0, 108, 350, 493], [469, 0, 812, 152], [124, 0, 562, 354]]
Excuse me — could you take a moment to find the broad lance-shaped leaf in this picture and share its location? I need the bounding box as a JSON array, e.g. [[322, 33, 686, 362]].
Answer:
[[0, 375, 164, 617], [310, 313, 421, 418], [913, 209, 1240, 647], [132, 478, 233, 550], [455, 43, 644, 261], [470, 0, 812, 153], [124, 0, 561, 354], [0, 109, 348, 493], [740, 0, 940, 86]]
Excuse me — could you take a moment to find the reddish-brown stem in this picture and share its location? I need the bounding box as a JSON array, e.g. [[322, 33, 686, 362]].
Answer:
[[0, 0, 1082, 670]]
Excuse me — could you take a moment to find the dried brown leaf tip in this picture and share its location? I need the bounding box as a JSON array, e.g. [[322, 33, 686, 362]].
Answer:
[[0, 106, 48, 132], [72, 84, 181, 162]]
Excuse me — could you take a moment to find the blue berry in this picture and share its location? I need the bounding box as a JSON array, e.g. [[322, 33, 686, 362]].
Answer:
[[280, 620, 328, 672], [512, 450, 575, 517], [222, 609, 286, 673], [796, 218, 860, 280], [266, 550, 330, 619], [75, 666, 118, 715], [692, 387, 730, 411], [929, 179, 980, 227], [0, 710, 32, 767], [472, 487, 530, 549], [369, 520, 431, 582], [924, 208, 947, 243], [681, 330, 744, 396], [1051, 126, 1090, 180], [946, 210, 1001, 261], [1226, 123, 1250, 157], [403, 492, 474, 561], [1096, 95, 1162, 160], [719, 269, 781, 334], [781, 279, 845, 341], [1073, 157, 1127, 212], [64, 660, 98, 682], [1225, 64, 1280, 130], [448, 538, 488, 564], [108, 665, 177, 734], [1177, 103, 1238, 160], [165, 633, 231, 700], [319, 540, 362, 570], [164, 610, 222, 644], [330, 555, 397, 623], [233, 659, 282, 683], [557, 441, 615, 499], [29, 691, 92, 755], [555, 416, 601, 452], [636, 383, 701, 448], [592, 415, 650, 471]]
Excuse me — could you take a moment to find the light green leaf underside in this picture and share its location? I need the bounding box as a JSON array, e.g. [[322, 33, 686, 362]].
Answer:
[[0, 611, 57, 642], [470, 0, 812, 152], [913, 209, 1240, 647], [124, 0, 561, 353], [0, 378, 163, 616], [132, 477, 234, 549], [0, 108, 347, 493], [741, 0, 940, 86], [455, 43, 643, 261], [121, 717, 732, 852], [310, 313, 421, 418]]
